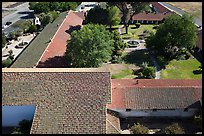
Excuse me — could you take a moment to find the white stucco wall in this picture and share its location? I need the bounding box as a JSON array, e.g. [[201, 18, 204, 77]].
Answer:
[[111, 108, 199, 118], [2, 105, 36, 127]]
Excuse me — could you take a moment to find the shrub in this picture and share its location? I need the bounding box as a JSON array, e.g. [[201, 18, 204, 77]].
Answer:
[[141, 66, 155, 79], [2, 33, 6, 48], [2, 58, 13, 68], [16, 30, 23, 37], [135, 23, 141, 28], [130, 123, 149, 134], [164, 123, 185, 134]]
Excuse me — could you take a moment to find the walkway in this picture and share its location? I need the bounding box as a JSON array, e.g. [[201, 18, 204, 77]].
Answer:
[[36, 11, 84, 68], [149, 54, 161, 79]]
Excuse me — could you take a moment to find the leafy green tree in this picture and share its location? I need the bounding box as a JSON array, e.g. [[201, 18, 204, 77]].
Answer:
[[9, 31, 16, 40], [49, 11, 60, 21], [130, 123, 149, 134], [164, 123, 185, 134], [41, 14, 53, 26], [2, 33, 6, 48], [107, 6, 120, 29], [110, 30, 128, 62], [107, 2, 149, 34], [49, 2, 60, 11], [28, 24, 37, 33], [65, 24, 114, 67], [146, 14, 197, 61], [30, 2, 50, 14], [86, 6, 109, 25]]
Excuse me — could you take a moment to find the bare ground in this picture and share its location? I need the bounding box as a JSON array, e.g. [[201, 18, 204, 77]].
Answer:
[[167, 2, 202, 19], [101, 63, 140, 75], [2, 2, 17, 8]]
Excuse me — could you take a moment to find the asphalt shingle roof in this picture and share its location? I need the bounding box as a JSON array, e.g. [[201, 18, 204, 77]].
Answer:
[[126, 87, 202, 109], [2, 68, 111, 134]]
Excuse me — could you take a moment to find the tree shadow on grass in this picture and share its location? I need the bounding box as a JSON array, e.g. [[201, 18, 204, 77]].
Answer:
[[36, 56, 70, 68], [65, 25, 81, 35], [123, 49, 153, 67]]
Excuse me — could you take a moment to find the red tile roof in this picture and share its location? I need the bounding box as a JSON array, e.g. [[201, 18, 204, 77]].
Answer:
[[107, 79, 202, 109], [132, 12, 173, 21], [37, 10, 84, 68], [151, 2, 171, 13]]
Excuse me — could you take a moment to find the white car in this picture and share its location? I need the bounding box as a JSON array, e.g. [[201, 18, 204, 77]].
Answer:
[[140, 40, 145, 43]]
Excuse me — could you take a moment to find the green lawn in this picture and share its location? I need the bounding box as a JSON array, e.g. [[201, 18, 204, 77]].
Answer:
[[161, 58, 202, 79], [120, 24, 156, 40], [111, 68, 136, 79], [11, 12, 67, 68]]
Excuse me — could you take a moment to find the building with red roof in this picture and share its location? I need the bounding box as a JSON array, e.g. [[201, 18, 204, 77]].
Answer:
[[107, 79, 202, 118]]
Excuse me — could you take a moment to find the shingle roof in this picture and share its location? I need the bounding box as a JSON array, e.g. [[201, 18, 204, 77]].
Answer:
[[132, 12, 173, 21], [2, 68, 111, 134], [126, 87, 202, 109], [107, 79, 202, 109]]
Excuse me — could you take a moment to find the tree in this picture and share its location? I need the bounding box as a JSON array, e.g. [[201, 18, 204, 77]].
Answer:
[[49, 2, 60, 11], [2, 33, 6, 48], [164, 123, 185, 134], [41, 14, 53, 26], [146, 14, 197, 61], [110, 30, 128, 62], [65, 24, 114, 68], [107, 2, 149, 34], [9, 31, 16, 40], [29, 2, 50, 14], [130, 123, 149, 134], [28, 24, 37, 33], [86, 6, 109, 25], [107, 6, 120, 29]]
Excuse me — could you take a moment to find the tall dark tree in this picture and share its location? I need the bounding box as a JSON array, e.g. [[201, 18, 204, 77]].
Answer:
[[86, 6, 109, 25], [107, 2, 149, 34]]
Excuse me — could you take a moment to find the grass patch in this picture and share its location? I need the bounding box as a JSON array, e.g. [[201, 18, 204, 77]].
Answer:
[[120, 25, 156, 40], [11, 12, 67, 68], [161, 58, 202, 79], [111, 68, 134, 79]]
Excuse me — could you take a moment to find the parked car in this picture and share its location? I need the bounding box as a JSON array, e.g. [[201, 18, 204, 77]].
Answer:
[[5, 21, 12, 26]]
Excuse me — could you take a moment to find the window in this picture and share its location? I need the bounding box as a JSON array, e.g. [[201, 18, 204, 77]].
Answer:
[[126, 109, 131, 112], [153, 109, 157, 112], [184, 108, 188, 112]]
